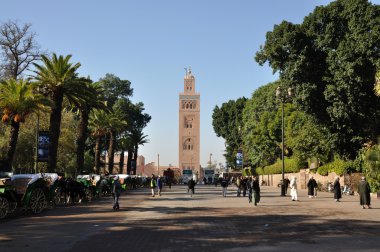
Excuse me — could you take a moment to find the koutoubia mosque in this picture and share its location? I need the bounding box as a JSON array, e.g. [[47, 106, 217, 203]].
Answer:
[[178, 67, 201, 177]]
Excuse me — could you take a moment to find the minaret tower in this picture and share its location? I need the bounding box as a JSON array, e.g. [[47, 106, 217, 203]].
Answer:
[[179, 67, 200, 177]]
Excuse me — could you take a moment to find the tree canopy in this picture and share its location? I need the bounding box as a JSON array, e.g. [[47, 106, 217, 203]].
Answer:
[[212, 97, 247, 167], [255, 0, 380, 158]]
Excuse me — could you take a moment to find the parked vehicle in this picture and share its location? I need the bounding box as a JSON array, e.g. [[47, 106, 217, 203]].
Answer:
[[0, 173, 60, 219]]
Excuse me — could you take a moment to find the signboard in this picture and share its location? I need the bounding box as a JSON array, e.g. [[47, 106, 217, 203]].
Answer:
[[37, 131, 49, 162], [236, 150, 243, 167]]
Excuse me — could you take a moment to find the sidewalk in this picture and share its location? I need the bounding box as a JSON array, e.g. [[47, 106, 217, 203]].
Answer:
[[72, 184, 380, 252]]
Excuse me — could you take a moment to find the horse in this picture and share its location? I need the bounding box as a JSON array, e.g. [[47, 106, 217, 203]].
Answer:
[[65, 178, 85, 204]]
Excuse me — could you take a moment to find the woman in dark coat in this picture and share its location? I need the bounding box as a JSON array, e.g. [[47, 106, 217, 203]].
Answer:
[[358, 177, 371, 209], [251, 176, 260, 206], [307, 176, 318, 198], [333, 177, 342, 202]]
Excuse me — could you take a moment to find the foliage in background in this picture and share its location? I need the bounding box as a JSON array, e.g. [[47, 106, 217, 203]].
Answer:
[[316, 158, 353, 176], [254, 157, 302, 175], [362, 144, 380, 192], [212, 97, 247, 168], [242, 82, 280, 167], [255, 0, 380, 159]]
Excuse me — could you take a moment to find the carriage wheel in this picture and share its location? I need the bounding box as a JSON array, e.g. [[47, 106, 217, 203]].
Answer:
[[52, 187, 63, 206], [30, 188, 47, 214], [0, 197, 9, 219]]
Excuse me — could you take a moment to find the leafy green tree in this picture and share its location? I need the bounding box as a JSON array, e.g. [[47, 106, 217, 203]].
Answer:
[[212, 97, 247, 168], [362, 144, 380, 192], [0, 79, 49, 171], [33, 54, 82, 172], [97, 73, 133, 107], [255, 0, 380, 158], [285, 109, 333, 164], [242, 83, 279, 167], [113, 99, 151, 174]]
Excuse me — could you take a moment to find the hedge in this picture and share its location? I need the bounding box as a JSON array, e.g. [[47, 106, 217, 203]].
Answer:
[[317, 158, 353, 176], [256, 158, 302, 175]]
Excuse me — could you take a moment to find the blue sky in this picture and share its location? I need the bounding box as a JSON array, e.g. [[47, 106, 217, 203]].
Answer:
[[2, 0, 379, 168]]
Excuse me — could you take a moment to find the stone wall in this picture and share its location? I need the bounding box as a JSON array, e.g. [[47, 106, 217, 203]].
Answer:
[[259, 169, 347, 190], [259, 170, 377, 198]]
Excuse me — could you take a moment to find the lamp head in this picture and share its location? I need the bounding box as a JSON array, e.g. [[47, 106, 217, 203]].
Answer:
[[288, 87, 292, 97], [276, 86, 281, 98]]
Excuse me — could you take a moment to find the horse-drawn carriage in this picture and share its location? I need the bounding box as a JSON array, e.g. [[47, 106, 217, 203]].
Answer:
[[0, 173, 59, 219], [77, 174, 102, 201]]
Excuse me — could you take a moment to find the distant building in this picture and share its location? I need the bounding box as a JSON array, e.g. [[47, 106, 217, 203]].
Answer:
[[179, 67, 201, 177]]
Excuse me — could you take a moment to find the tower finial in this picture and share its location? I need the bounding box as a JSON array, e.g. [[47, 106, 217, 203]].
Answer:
[[184, 67, 188, 77]]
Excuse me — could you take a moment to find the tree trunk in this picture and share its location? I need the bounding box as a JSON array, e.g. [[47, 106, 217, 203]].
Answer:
[[127, 149, 133, 175], [76, 108, 89, 174], [119, 150, 124, 174], [95, 136, 101, 174], [108, 131, 116, 173], [3, 120, 20, 172], [48, 88, 64, 173], [133, 144, 138, 175]]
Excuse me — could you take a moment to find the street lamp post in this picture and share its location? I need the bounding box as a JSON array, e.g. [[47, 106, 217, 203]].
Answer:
[[276, 86, 292, 197]]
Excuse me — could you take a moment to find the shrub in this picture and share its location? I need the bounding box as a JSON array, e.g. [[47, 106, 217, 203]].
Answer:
[[317, 158, 353, 176], [317, 165, 329, 176], [256, 167, 264, 175], [261, 157, 302, 175], [362, 145, 380, 192]]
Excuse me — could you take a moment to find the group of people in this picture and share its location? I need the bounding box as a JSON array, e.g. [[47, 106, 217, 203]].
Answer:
[[149, 174, 164, 197], [112, 173, 373, 210], [233, 176, 261, 206], [299, 175, 372, 209]]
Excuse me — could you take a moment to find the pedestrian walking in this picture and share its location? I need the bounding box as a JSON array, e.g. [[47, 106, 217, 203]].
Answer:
[[251, 176, 260, 206], [221, 177, 228, 197], [236, 176, 241, 197], [307, 176, 318, 198], [150, 174, 157, 197], [358, 176, 372, 209], [112, 176, 121, 210], [283, 177, 290, 195], [290, 176, 298, 201], [242, 177, 248, 197], [247, 177, 252, 203], [333, 177, 342, 202], [167, 177, 172, 189], [157, 176, 163, 196], [187, 177, 195, 197]]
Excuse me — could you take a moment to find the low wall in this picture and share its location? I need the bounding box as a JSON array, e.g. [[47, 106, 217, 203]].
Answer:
[[259, 169, 345, 190]]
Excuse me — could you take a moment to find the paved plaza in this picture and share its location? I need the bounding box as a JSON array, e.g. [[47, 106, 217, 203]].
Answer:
[[1, 184, 379, 252]]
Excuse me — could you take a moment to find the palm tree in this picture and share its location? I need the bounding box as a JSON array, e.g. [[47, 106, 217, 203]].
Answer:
[[117, 135, 133, 174], [89, 110, 108, 174], [32, 54, 81, 172], [0, 79, 49, 172], [105, 109, 127, 173], [129, 129, 149, 175], [65, 78, 107, 174]]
